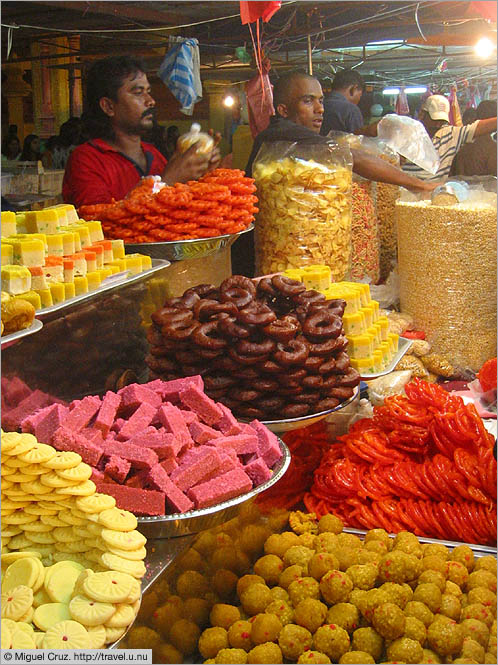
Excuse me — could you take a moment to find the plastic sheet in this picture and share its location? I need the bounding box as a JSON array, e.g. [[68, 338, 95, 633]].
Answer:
[[396, 188, 497, 371], [377, 113, 440, 174], [252, 141, 352, 279]]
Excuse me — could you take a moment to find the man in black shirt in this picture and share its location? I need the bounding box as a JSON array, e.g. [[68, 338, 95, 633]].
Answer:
[[320, 69, 365, 135]]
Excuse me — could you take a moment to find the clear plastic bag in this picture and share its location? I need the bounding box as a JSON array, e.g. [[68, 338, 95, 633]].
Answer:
[[252, 141, 353, 279], [377, 114, 440, 174], [367, 370, 413, 406]]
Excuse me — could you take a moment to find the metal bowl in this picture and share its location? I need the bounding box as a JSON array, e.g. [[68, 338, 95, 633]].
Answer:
[[259, 386, 360, 434], [125, 224, 253, 262], [136, 437, 290, 539]]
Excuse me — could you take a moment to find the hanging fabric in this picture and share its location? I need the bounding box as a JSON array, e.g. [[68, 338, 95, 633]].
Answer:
[[240, 1, 281, 24], [245, 58, 274, 138], [395, 86, 410, 115], [448, 84, 462, 126], [157, 37, 202, 116]]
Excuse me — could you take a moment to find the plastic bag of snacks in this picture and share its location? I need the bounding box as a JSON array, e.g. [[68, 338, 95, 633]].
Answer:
[[252, 141, 353, 279]]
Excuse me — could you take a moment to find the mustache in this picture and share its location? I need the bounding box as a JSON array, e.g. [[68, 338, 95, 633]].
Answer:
[[142, 109, 156, 118]]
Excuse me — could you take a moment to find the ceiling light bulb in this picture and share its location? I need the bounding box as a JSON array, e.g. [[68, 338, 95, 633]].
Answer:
[[474, 37, 495, 58], [223, 95, 235, 108]]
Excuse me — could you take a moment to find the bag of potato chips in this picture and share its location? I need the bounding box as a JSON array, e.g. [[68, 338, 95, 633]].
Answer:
[[252, 141, 353, 279]]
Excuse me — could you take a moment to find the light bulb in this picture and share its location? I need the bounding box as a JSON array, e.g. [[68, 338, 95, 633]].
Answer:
[[223, 95, 235, 108], [474, 37, 495, 59]]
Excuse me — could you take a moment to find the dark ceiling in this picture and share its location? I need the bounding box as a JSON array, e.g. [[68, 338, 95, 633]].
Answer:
[[2, 1, 496, 86]]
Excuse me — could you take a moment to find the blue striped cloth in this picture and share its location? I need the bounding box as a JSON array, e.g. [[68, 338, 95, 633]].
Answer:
[[158, 37, 202, 116]]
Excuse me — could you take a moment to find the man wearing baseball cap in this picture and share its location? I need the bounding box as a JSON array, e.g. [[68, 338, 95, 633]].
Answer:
[[403, 93, 496, 180]]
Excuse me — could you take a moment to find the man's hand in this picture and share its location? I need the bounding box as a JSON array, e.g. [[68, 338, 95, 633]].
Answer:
[[162, 142, 210, 184], [208, 130, 222, 171]]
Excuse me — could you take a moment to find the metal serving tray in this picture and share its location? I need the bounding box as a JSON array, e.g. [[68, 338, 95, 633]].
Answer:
[[1, 318, 43, 349], [136, 437, 290, 540], [359, 336, 413, 381], [35, 259, 170, 319], [125, 224, 253, 262], [258, 386, 360, 434]]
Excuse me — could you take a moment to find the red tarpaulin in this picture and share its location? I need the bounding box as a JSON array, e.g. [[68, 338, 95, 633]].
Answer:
[[469, 1, 497, 21], [240, 1, 281, 24]]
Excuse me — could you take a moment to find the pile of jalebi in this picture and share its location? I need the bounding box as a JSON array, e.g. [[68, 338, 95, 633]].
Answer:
[[78, 168, 258, 243], [304, 378, 497, 545], [256, 421, 331, 513]]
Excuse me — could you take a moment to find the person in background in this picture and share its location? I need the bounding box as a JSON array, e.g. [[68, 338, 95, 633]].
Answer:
[[320, 69, 365, 135], [147, 121, 170, 159], [452, 100, 497, 177], [41, 135, 61, 169], [63, 56, 220, 208], [402, 94, 497, 180], [20, 134, 42, 161], [165, 125, 180, 159], [462, 107, 478, 125], [1, 135, 21, 161], [52, 117, 83, 169]]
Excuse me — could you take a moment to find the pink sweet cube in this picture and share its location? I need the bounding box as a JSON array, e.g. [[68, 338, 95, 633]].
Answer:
[[179, 383, 223, 426], [216, 402, 243, 436], [103, 439, 158, 470], [118, 383, 162, 412], [170, 446, 222, 491], [157, 403, 193, 454], [105, 455, 131, 483], [147, 464, 194, 514], [188, 420, 222, 444], [244, 457, 272, 486], [52, 427, 103, 467], [21, 403, 69, 444], [154, 375, 204, 403], [210, 433, 258, 456], [1, 390, 53, 431], [94, 391, 122, 436], [117, 402, 158, 440], [249, 420, 282, 468], [62, 395, 102, 433], [94, 482, 166, 516], [187, 468, 253, 509]]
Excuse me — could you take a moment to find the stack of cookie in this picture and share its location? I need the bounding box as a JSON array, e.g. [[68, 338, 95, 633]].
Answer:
[[1, 430, 147, 648]]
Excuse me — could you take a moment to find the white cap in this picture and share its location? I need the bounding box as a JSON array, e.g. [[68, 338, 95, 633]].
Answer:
[[421, 95, 450, 122]]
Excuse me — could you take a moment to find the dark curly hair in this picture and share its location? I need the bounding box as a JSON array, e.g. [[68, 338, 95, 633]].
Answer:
[[83, 56, 147, 140]]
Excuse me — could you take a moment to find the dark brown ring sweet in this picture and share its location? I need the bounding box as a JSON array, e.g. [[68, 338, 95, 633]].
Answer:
[[196, 347, 224, 360], [235, 404, 265, 420], [220, 275, 256, 297], [236, 338, 276, 357], [182, 364, 211, 377], [176, 350, 198, 364], [321, 375, 340, 390], [273, 339, 309, 366], [255, 395, 285, 412], [291, 391, 321, 404], [256, 277, 279, 298], [278, 385, 303, 396], [228, 347, 270, 366], [303, 311, 342, 340], [151, 306, 192, 326], [149, 345, 170, 358], [280, 403, 310, 418], [258, 360, 284, 375], [154, 336, 190, 352], [237, 303, 276, 327], [146, 326, 165, 346], [312, 337, 346, 357], [303, 355, 324, 373], [271, 274, 306, 296], [162, 320, 198, 340], [213, 356, 240, 372], [231, 388, 263, 403], [316, 397, 340, 411], [180, 291, 201, 309], [184, 284, 218, 299], [192, 321, 227, 349], [194, 299, 238, 321], [330, 351, 350, 374], [220, 286, 254, 309], [204, 374, 238, 391], [276, 368, 307, 383], [218, 314, 251, 339], [318, 358, 337, 375], [309, 299, 346, 316], [251, 378, 279, 393], [334, 367, 361, 387], [162, 296, 185, 307], [263, 319, 299, 343], [328, 386, 355, 400], [293, 290, 326, 307], [145, 355, 178, 373], [302, 375, 324, 390], [233, 367, 260, 380]]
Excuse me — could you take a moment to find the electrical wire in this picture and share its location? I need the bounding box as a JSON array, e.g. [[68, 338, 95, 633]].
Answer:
[[414, 3, 427, 42]]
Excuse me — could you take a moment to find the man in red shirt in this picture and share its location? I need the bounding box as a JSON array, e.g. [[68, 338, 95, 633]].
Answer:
[[63, 56, 220, 208]]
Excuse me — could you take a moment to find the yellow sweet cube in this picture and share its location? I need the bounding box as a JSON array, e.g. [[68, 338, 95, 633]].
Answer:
[[136, 254, 152, 270], [25, 209, 61, 235], [379, 341, 392, 364], [104, 264, 121, 275], [54, 203, 78, 224], [8, 238, 45, 267], [325, 286, 360, 314], [49, 282, 65, 304], [35, 288, 53, 308], [45, 234, 64, 258], [367, 325, 381, 348], [371, 300, 380, 322], [86, 271, 102, 290], [124, 255, 143, 275], [1, 211, 17, 237], [387, 332, 400, 355], [377, 316, 389, 342], [373, 350, 384, 372], [97, 268, 113, 281], [347, 333, 374, 359], [74, 276, 89, 295], [14, 290, 41, 310], [63, 282, 76, 300], [106, 259, 127, 273], [67, 224, 91, 249], [283, 268, 304, 283], [2, 265, 32, 295], [15, 212, 27, 233], [111, 239, 125, 259], [342, 311, 366, 336], [301, 265, 331, 291], [360, 305, 374, 328], [1, 243, 13, 266], [350, 356, 376, 375], [345, 282, 371, 306], [84, 220, 104, 243]]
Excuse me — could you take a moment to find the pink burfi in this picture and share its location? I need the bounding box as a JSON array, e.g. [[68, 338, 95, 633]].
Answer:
[[62, 395, 102, 433], [90, 467, 105, 482], [160, 457, 178, 474], [211, 433, 258, 456], [179, 383, 223, 426], [180, 409, 198, 425], [94, 391, 122, 436], [111, 418, 125, 433], [153, 375, 204, 403], [187, 468, 252, 509], [117, 402, 158, 440], [21, 403, 69, 444], [1, 390, 53, 431], [2, 376, 32, 406], [216, 402, 243, 436], [157, 403, 193, 454], [94, 482, 166, 516], [118, 383, 162, 412], [83, 428, 104, 448], [103, 439, 158, 470], [52, 427, 103, 467], [147, 464, 193, 513], [126, 427, 177, 460], [170, 447, 222, 491], [189, 420, 222, 444], [105, 456, 131, 483], [249, 420, 282, 467], [194, 452, 240, 485], [244, 458, 272, 486]]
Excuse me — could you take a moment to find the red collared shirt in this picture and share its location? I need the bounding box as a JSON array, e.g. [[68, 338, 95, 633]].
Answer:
[[62, 137, 167, 207]]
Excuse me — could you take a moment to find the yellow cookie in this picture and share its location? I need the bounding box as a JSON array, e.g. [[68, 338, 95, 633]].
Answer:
[[40, 472, 80, 488], [101, 529, 146, 552], [1, 623, 12, 648], [12, 622, 34, 637], [1, 527, 22, 538], [85, 537, 107, 553], [83, 571, 135, 604], [98, 508, 137, 532], [85, 550, 103, 564], [42, 620, 91, 649], [1, 585, 34, 620], [105, 625, 126, 644], [52, 553, 91, 568], [11, 626, 36, 649], [33, 586, 52, 608], [25, 505, 58, 516], [20, 463, 46, 475], [0, 499, 28, 510], [33, 602, 72, 631], [43, 451, 82, 470], [126, 578, 141, 604], [131, 598, 140, 615], [56, 541, 89, 554], [53, 526, 76, 543], [86, 523, 103, 537], [87, 624, 106, 649], [73, 526, 92, 539], [3, 511, 38, 525], [17, 605, 34, 623], [2, 557, 43, 591], [6, 433, 37, 456], [4, 487, 31, 498], [5, 472, 38, 484], [3, 456, 28, 468], [105, 602, 135, 629], [58, 463, 92, 482], [59, 510, 83, 526], [26, 531, 56, 545], [56, 480, 96, 496], [45, 562, 85, 603], [40, 514, 68, 528], [7, 535, 32, 551], [100, 553, 145, 579], [1, 431, 23, 453], [21, 479, 53, 495], [18, 442, 56, 465], [1, 551, 42, 566], [34, 632, 45, 648], [72, 569, 94, 597], [22, 521, 54, 533], [106, 546, 147, 562], [69, 594, 116, 626]]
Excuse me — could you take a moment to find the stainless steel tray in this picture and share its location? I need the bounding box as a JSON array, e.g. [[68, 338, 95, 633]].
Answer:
[[125, 224, 253, 262], [359, 337, 413, 380], [35, 259, 170, 319], [1, 318, 43, 349], [137, 437, 290, 539], [259, 386, 360, 434]]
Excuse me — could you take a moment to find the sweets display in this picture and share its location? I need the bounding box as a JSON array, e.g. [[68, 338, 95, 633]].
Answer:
[[252, 144, 352, 279], [1, 290, 35, 335], [305, 378, 497, 546], [397, 197, 497, 371], [351, 181, 380, 284], [1, 430, 146, 648], [1, 207, 153, 310], [146, 275, 360, 421], [77, 169, 257, 244], [11, 376, 283, 516], [120, 505, 497, 664]]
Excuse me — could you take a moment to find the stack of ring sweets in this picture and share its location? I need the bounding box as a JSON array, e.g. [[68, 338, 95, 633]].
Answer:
[[1, 430, 146, 648]]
